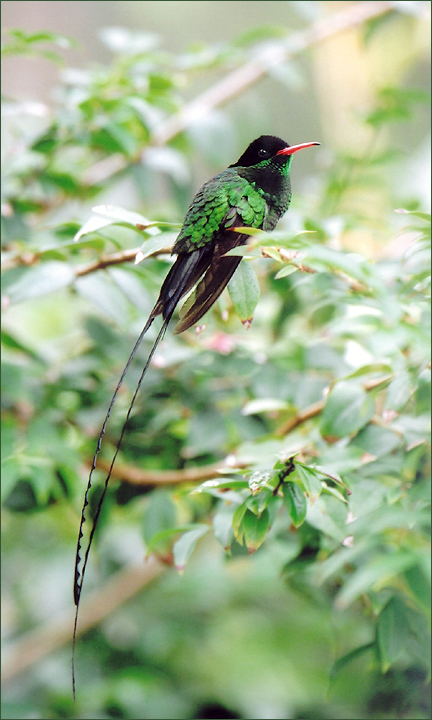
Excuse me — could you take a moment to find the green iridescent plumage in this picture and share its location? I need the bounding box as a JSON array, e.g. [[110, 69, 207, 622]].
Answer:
[[174, 171, 268, 251]]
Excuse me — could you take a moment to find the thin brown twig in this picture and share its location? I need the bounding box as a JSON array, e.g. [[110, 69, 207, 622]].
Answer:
[[75, 246, 172, 277], [75, 248, 143, 276], [92, 457, 247, 486], [275, 374, 393, 437], [1, 245, 173, 275]]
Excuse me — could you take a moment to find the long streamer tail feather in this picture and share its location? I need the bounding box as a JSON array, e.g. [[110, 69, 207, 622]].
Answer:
[[72, 247, 209, 697], [73, 246, 209, 606], [72, 315, 169, 697]]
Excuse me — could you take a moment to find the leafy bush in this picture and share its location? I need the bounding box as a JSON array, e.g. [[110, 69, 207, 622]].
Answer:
[[2, 14, 430, 720]]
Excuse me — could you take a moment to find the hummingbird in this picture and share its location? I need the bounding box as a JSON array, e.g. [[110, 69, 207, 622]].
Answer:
[[72, 135, 319, 693]]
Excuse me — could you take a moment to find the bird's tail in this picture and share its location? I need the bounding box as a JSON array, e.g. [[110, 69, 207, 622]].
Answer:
[[73, 248, 210, 608], [72, 311, 169, 697], [72, 247, 209, 698], [73, 313, 166, 607]]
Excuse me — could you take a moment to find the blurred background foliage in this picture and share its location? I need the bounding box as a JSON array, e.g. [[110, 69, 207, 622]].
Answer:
[[1, 2, 431, 719]]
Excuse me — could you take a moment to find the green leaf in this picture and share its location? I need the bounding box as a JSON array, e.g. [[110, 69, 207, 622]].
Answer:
[[137, 234, 175, 261], [282, 482, 307, 527], [74, 215, 115, 242], [330, 642, 375, 680], [404, 564, 431, 611], [320, 381, 375, 439], [1, 417, 20, 502], [142, 490, 176, 546], [1, 457, 23, 503], [245, 490, 273, 516], [233, 24, 288, 47], [108, 267, 153, 313], [260, 246, 282, 262], [241, 398, 289, 415], [223, 245, 261, 258], [294, 463, 323, 503], [8, 29, 77, 48], [300, 245, 375, 285], [1, 330, 41, 360], [193, 478, 249, 495], [74, 274, 130, 324], [321, 482, 348, 504], [344, 363, 393, 380], [145, 524, 196, 555], [274, 265, 298, 279], [248, 470, 273, 494], [228, 261, 260, 326], [350, 424, 402, 458], [212, 502, 236, 550], [313, 465, 351, 493], [384, 371, 413, 411], [395, 209, 431, 222], [241, 507, 270, 553], [335, 552, 417, 609], [377, 597, 412, 672], [4, 262, 75, 304], [306, 497, 346, 543], [173, 524, 210, 571], [92, 204, 157, 231], [230, 226, 267, 237], [232, 501, 248, 539]]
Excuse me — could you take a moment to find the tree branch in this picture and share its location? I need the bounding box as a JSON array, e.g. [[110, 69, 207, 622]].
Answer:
[[65, 1, 395, 187], [91, 456, 247, 486], [89, 375, 393, 486], [2, 245, 173, 275], [275, 374, 393, 437], [1, 558, 165, 684], [75, 245, 172, 277], [149, 1, 393, 147]]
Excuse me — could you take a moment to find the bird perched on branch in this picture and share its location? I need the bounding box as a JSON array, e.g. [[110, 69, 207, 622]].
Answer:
[[72, 134, 320, 696]]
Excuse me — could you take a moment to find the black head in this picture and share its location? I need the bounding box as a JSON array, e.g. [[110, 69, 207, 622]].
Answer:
[[230, 135, 320, 168]]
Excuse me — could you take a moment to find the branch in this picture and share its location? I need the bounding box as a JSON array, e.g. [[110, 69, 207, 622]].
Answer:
[[1, 558, 165, 684], [91, 456, 247, 486], [275, 374, 393, 437], [2, 245, 172, 275], [89, 375, 393, 484], [75, 245, 171, 277], [66, 1, 395, 187], [150, 1, 393, 147]]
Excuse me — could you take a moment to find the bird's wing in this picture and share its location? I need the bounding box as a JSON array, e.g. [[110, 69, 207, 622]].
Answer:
[[156, 170, 263, 334], [152, 245, 213, 322], [173, 215, 249, 334]]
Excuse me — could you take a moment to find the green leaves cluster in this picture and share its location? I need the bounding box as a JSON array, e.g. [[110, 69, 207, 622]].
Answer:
[[2, 19, 430, 720]]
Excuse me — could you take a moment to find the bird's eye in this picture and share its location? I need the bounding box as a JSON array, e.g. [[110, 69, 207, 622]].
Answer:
[[258, 148, 268, 158]]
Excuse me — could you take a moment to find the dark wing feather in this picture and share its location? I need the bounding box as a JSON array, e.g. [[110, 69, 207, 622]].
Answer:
[[174, 222, 249, 334], [151, 245, 212, 321]]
